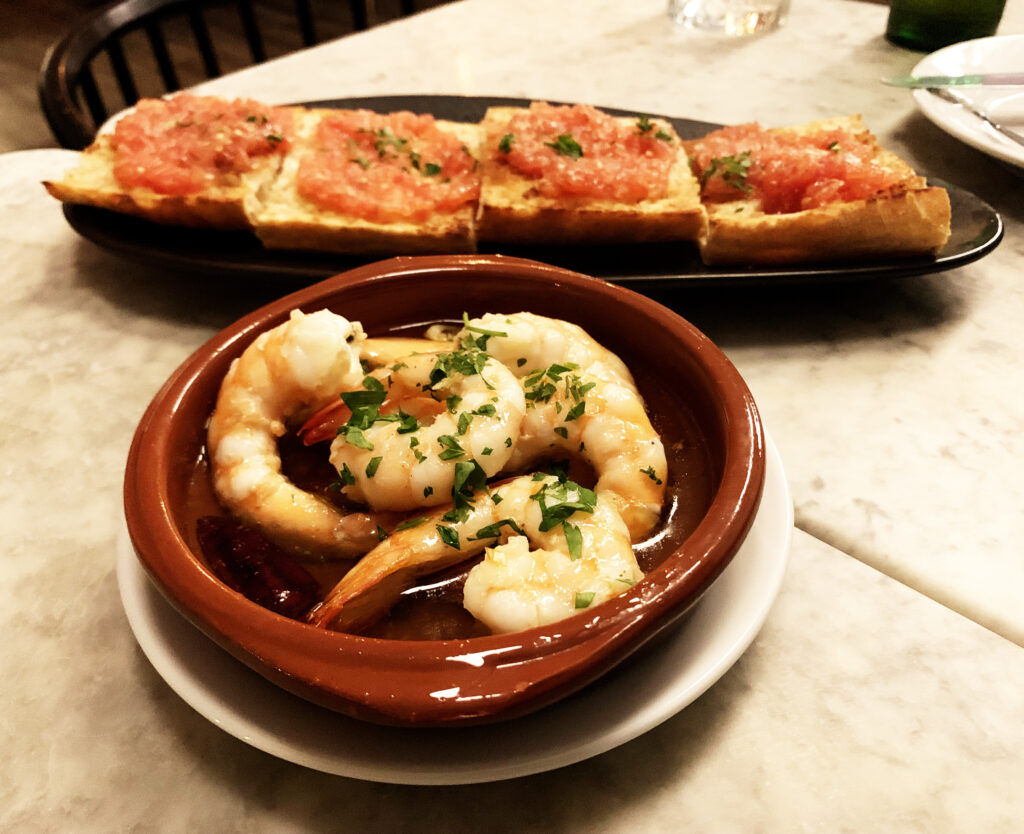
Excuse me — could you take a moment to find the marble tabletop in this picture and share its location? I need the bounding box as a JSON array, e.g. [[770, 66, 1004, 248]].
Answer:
[[4, 0, 1024, 829]]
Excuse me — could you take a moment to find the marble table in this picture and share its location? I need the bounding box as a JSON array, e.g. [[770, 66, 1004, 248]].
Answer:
[[4, 0, 1024, 829]]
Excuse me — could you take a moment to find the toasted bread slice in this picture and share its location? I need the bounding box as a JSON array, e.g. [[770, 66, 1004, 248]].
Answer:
[[686, 115, 951, 266], [476, 104, 705, 245], [43, 95, 296, 230], [252, 109, 480, 255]]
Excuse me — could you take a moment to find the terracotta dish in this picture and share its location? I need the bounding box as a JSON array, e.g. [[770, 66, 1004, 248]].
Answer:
[[124, 255, 765, 726]]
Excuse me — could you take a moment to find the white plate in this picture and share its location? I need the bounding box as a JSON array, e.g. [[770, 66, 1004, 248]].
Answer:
[[117, 433, 792, 785], [911, 35, 1024, 171]]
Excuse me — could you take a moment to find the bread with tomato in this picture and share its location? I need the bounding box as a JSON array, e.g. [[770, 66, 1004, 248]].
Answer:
[[684, 115, 951, 265], [250, 108, 481, 255], [43, 93, 297, 230], [475, 102, 705, 245]]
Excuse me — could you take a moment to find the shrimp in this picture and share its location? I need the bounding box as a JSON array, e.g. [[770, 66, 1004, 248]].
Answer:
[[207, 309, 397, 560], [306, 472, 642, 634], [465, 311, 636, 389], [459, 313, 667, 540], [462, 491, 641, 634], [326, 345, 526, 511]]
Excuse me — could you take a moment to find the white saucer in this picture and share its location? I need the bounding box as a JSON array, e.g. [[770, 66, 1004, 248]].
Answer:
[[117, 433, 791, 785], [911, 35, 1024, 171]]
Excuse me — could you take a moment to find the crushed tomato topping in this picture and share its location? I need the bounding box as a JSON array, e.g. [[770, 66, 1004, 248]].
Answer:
[[295, 110, 479, 223], [688, 123, 908, 214], [494, 102, 676, 203], [110, 93, 293, 196]]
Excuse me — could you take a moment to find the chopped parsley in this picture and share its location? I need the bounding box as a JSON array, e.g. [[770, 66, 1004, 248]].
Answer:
[[445, 459, 488, 523], [641, 465, 663, 485], [563, 521, 583, 560], [373, 127, 408, 157], [428, 345, 489, 389], [498, 133, 515, 153], [574, 591, 596, 609], [396, 410, 420, 434], [470, 518, 525, 541], [462, 312, 508, 339], [395, 516, 427, 531], [436, 524, 461, 549], [531, 475, 597, 535], [437, 434, 466, 461], [545, 133, 584, 159], [365, 456, 383, 477], [700, 151, 753, 193]]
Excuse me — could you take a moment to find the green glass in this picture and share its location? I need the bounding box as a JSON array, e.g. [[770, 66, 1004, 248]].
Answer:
[[885, 0, 1006, 52]]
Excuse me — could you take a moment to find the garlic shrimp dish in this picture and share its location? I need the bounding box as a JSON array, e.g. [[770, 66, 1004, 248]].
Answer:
[[192, 307, 716, 640]]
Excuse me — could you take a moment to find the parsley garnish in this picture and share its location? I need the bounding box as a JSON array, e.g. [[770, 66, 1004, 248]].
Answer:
[[641, 465, 663, 485], [700, 151, 753, 192], [437, 524, 460, 549], [365, 456, 383, 478], [428, 346, 488, 389], [545, 133, 584, 159], [396, 410, 420, 434], [373, 127, 407, 157], [499, 133, 515, 153], [448, 460, 487, 522], [531, 476, 597, 533], [574, 591, 596, 609], [395, 516, 427, 531], [437, 434, 465, 461], [461, 312, 508, 339], [470, 518, 525, 541], [563, 522, 583, 560], [637, 115, 654, 134]]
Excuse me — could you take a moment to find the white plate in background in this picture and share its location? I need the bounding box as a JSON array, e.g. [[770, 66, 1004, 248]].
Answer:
[[911, 35, 1024, 171]]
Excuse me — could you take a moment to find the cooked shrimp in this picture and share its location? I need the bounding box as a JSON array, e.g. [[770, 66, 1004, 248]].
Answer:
[[462, 488, 641, 634], [459, 313, 667, 539], [464, 311, 636, 389], [327, 347, 525, 511], [207, 309, 395, 560], [306, 472, 642, 634], [359, 336, 450, 366]]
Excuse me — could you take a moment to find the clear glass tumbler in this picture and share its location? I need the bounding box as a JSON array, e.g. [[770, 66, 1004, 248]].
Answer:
[[668, 0, 791, 37]]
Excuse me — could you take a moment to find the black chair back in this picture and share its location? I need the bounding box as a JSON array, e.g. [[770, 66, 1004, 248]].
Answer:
[[39, 0, 423, 149]]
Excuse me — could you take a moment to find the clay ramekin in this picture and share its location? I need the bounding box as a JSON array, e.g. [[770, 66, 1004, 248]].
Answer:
[[124, 255, 765, 727]]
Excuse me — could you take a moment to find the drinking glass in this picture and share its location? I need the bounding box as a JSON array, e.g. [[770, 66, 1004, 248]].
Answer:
[[668, 0, 791, 37]]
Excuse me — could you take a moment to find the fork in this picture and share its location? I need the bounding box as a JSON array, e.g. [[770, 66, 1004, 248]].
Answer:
[[927, 86, 1024, 150]]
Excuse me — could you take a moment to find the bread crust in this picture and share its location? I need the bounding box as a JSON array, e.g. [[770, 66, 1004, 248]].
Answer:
[[42, 128, 285, 231], [251, 110, 479, 254], [686, 115, 951, 265], [476, 106, 706, 245]]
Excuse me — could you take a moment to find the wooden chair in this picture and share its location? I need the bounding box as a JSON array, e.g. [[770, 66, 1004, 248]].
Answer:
[[38, 0, 425, 149]]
